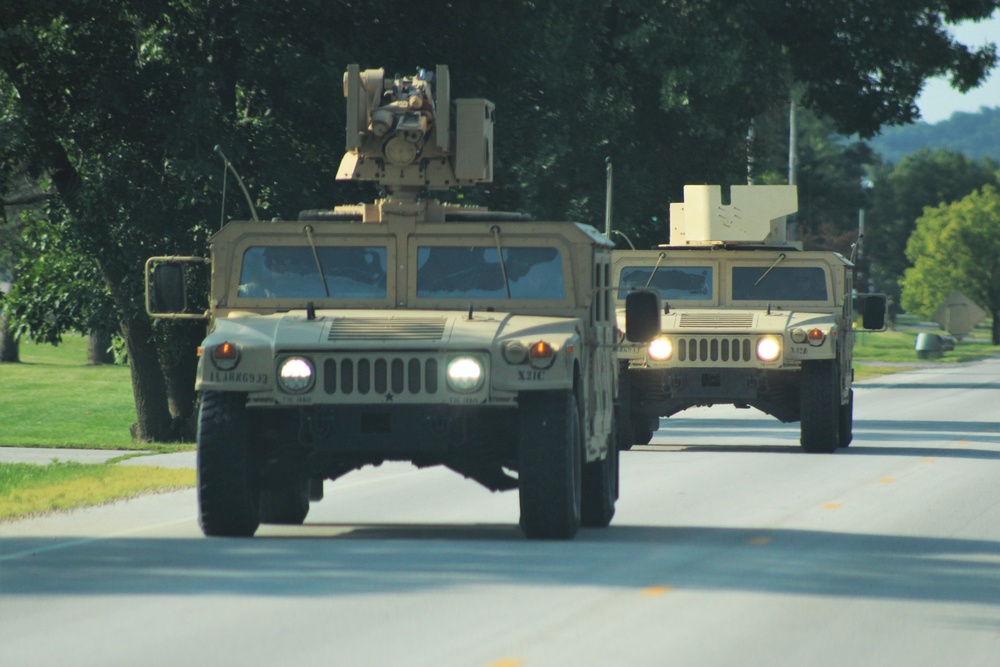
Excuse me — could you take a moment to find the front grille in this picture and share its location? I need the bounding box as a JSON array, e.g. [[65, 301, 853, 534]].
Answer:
[[676, 336, 755, 363], [323, 355, 440, 397], [327, 317, 447, 341], [679, 313, 755, 328]]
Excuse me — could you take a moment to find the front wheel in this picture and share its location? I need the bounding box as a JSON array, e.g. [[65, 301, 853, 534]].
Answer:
[[838, 388, 854, 448], [800, 361, 841, 454], [197, 391, 260, 537], [581, 441, 618, 528], [518, 391, 582, 539]]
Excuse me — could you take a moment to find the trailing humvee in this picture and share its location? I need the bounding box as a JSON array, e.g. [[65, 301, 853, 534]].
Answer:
[[146, 66, 620, 539], [615, 184, 887, 452]]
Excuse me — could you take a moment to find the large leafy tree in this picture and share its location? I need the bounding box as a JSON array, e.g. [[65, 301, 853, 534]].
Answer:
[[865, 148, 1000, 309], [1, 0, 997, 440], [902, 185, 1000, 344]]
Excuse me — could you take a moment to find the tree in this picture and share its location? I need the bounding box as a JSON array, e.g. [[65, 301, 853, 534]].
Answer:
[[865, 148, 999, 309], [902, 185, 1000, 344], [2, 0, 998, 439]]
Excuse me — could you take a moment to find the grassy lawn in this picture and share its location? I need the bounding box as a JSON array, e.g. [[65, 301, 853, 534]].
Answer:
[[0, 461, 194, 522], [1, 335, 145, 449], [1, 337, 196, 522], [852, 316, 998, 381]]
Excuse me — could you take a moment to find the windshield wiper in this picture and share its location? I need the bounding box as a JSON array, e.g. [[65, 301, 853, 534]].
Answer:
[[303, 225, 330, 297], [491, 225, 512, 299], [754, 252, 786, 286]]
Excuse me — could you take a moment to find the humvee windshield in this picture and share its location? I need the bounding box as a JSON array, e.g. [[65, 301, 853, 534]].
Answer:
[[416, 246, 565, 299], [731, 266, 828, 301], [617, 265, 713, 300], [238, 246, 388, 298]]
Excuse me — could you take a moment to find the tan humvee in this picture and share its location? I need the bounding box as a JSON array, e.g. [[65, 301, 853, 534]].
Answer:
[[146, 66, 619, 539], [614, 184, 887, 452]]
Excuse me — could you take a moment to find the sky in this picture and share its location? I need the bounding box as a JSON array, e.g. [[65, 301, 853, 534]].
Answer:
[[916, 12, 1000, 124]]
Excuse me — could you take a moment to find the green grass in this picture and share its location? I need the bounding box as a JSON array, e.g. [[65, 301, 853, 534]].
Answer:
[[0, 461, 194, 521], [0, 335, 142, 449], [852, 316, 998, 381]]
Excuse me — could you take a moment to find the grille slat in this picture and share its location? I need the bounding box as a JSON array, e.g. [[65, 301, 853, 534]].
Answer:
[[680, 313, 755, 328], [668, 335, 762, 365], [318, 354, 448, 400], [327, 318, 447, 341]]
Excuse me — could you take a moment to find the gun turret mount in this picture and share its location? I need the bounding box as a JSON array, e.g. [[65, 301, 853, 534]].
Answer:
[[668, 185, 798, 247], [337, 65, 494, 196]]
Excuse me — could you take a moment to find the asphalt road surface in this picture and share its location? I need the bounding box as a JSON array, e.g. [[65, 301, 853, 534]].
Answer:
[[2, 358, 1000, 667]]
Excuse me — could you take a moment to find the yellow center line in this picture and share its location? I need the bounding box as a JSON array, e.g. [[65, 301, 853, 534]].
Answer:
[[747, 536, 771, 546], [487, 660, 525, 667], [922, 457, 937, 462], [822, 502, 842, 509], [878, 477, 895, 483], [641, 585, 674, 597]]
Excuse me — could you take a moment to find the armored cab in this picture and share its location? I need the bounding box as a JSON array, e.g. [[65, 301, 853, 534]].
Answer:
[[615, 184, 887, 452], [146, 66, 619, 539]]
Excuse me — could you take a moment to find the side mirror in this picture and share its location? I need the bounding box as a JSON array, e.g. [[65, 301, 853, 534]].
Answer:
[[151, 263, 186, 314], [854, 294, 888, 332], [625, 290, 661, 342], [145, 256, 209, 319]]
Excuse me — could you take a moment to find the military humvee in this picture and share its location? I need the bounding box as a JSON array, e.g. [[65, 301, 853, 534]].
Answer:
[[615, 184, 887, 452], [146, 66, 620, 539]]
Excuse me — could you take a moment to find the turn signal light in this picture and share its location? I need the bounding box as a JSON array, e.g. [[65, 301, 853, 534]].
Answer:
[[211, 342, 240, 370], [807, 328, 826, 346], [528, 341, 556, 369]]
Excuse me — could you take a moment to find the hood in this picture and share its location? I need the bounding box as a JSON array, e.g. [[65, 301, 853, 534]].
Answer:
[[212, 309, 575, 351]]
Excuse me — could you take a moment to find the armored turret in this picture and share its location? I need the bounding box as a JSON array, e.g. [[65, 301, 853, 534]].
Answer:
[[311, 65, 501, 224], [667, 184, 798, 247]]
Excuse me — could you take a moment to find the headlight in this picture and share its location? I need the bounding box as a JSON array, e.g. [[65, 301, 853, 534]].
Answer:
[[790, 329, 807, 344], [446, 357, 484, 392], [648, 337, 672, 361], [756, 337, 781, 362], [278, 356, 315, 393]]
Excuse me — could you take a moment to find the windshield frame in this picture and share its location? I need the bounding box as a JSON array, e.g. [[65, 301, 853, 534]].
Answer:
[[614, 258, 718, 305], [407, 234, 575, 308], [728, 260, 833, 304], [225, 233, 396, 309]]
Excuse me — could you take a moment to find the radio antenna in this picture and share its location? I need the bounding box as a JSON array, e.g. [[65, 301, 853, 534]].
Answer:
[[214, 145, 259, 224]]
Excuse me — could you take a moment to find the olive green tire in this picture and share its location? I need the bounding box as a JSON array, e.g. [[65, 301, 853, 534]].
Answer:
[[581, 442, 618, 528], [197, 391, 260, 537], [839, 388, 854, 448], [518, 391, 582, 540], [800, 361, 841, 454]]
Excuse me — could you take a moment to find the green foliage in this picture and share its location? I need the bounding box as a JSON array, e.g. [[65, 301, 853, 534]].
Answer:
[[2, 0, 999, 437], [864, 148, 999, 305], [870, 106, 1000, 163], [4, 207, 113, 344], [902, 185, 1000, 342]]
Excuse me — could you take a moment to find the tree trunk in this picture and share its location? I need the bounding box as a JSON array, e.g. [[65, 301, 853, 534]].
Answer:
[[161, 322, 204, 442], [86, 327, 115, 365], [992, 309, 999, 346], [120, 312, 175, 442], [0, 310, 19, 363]]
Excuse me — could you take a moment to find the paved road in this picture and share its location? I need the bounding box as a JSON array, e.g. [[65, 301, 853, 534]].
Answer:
[[2, 358, 999, 667]]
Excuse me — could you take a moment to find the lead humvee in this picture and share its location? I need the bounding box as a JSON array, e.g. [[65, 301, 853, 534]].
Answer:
[[615, 184, 887, 452], [146, 66, 620, 539]]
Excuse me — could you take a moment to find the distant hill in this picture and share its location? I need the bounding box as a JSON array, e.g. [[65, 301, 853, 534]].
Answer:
[[867, 106, 1000, 163]]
